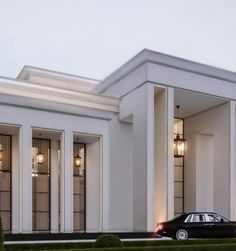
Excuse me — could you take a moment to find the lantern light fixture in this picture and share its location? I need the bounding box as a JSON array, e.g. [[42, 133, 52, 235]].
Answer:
[[75, 153, 84, 177], [0, 144, 3, 163], [174, 105, 186, 158], [36, 134, 44, 164], [75, 154, 81, 167]]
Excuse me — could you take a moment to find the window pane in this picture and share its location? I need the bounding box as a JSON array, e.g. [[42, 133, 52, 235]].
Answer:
[[174, 117, 184, 215], [174, 198, 183, 213], [174, 182, 183, 197], [174, 165, 183, 182], [0, 135, 11, 232], [32, 138, 50, 231], [73, 143, 85, 232]]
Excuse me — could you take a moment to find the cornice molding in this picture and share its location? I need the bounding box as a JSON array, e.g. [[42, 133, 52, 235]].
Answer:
[[94, 49, 236, 94], [17, 65, 100, 92], [0, 76, 119, 113]]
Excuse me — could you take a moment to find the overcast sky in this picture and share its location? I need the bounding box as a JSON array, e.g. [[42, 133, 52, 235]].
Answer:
[[0, 0, 236, 80]]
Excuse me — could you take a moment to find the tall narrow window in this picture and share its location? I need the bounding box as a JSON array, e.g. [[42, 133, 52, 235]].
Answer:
[[32, 138, 50, 231], [174, 118, 184, 217], [73, 143, 86, 232], [0, 135, 11, 232]]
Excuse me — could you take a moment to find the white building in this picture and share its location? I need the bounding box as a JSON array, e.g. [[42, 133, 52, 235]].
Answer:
[[1, 49, 236, 240]]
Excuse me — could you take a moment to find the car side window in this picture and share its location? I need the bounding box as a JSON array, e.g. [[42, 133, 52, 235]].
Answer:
[[191, 214, 205, 223], [208, 214, 221, 222], [184, 214, 193, 223], [206, 214, 228, 222]]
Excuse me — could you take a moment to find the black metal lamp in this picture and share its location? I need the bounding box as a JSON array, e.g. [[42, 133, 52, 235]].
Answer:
[[75, 153, 84, 177], [0, 144, 3, 163], [36, 135, 44, 164], [75, 154, 81, 167], [174, 105, 186, 158]]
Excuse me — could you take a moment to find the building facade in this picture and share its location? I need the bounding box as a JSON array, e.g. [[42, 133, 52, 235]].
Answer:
[[1, 49, 236, 239]]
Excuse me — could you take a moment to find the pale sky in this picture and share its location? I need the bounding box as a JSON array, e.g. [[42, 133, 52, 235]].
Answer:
[[0, 0, 236, 80]]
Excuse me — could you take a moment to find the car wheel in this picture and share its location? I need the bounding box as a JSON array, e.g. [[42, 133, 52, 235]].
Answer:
[[175, 229, 189, 240]]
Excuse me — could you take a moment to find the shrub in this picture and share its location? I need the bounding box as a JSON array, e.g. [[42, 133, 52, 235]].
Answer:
[[93, 234, 122, 248], [0, 217, 3, 251]]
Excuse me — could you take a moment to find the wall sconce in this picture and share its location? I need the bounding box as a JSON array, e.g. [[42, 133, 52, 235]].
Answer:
[[174, 134, 186, 158], [36, 135, 44, 164], [75, 154, 81, 167], [36, 151, 44, 164], [75, 153, 84, 177], [174, 105, 186, 158], [0, 144, 3, 163]]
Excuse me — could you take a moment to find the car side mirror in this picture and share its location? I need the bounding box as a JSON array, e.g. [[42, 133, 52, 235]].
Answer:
[[220, 219, 224, 222]]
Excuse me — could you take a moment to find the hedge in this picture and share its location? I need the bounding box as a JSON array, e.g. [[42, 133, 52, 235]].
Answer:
[[4, 239, 236, 251], [40, 243, 236, 251], [93, 234, 122, 248], [124, 238, 236, 247]]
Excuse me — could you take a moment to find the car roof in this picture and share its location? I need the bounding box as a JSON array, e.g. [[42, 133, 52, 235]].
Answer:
[[184, 212, 219, 215]]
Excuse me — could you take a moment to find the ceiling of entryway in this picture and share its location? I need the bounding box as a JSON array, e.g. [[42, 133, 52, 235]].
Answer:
[[174, 89, 227, 119]]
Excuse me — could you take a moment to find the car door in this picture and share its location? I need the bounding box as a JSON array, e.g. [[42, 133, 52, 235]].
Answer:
[[185, 214, 210, 237], [206, 214, 235, 237]]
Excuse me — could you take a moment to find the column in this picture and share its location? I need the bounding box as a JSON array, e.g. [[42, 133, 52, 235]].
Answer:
[[154, 87, 174, 224], [146, 84, 155, 231], [230, 101, 236, 220], [62, 130, 73, 232], [50, 140, 59, 232], [20, 125, 32, 232], [167, 87, 174, 220]]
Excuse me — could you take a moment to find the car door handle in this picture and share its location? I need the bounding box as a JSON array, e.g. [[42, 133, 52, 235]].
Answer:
[[204, 223, 214, 226]]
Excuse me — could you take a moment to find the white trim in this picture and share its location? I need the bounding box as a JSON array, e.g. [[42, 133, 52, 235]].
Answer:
[[94, 49, 236, 94], [0, 76, 119, 113], [17, 65, 99, 85]]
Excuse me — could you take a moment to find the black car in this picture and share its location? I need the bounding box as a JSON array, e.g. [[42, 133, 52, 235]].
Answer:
[[155, 212, 236, 240]]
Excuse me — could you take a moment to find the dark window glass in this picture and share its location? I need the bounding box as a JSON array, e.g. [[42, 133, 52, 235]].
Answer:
[[174, 118, 184, 217], [0, 135, 11, 232], [73, 143, 86, 232], [32, 138, 50, 231]]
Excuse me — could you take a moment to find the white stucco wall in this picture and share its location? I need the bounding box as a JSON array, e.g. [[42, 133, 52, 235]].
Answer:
[[86, 141, 101, 232], [119, 84, 154, 231], [108, 115, 133, 231], [196, 134, 214, 211], [0, 103, 110, 233], [185, 103, 230, 218]]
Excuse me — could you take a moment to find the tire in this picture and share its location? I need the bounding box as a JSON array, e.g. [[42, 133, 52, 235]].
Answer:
[[175, 229, 189, 240]]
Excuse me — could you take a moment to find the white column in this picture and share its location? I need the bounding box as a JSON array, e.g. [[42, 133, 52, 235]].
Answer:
[[50, 140, 59, 232], [60, 134, 64, 232], [63, 130, 73, 232], [167, 87, 174, 220], [101, 134, 110, 231], [86, 141, 100, 232], [230, 101, 236, 220], [20, 125, 32, 232], [12, 133, 20, 233], [154, 87, 174, 224], [146, 84, 155, 232]]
